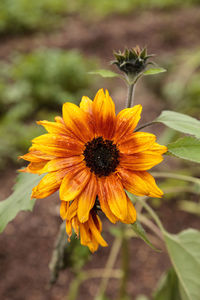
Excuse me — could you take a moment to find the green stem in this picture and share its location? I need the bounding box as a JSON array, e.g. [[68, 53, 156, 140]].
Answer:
[[126, 83, 135, 108], [136, 197, 165, 233], [95, 237, 122, 300], [135, 121, 157, 132], [67, 274, 83, 300], [118, 232, 129, 300], [151, 172, 200, 186]]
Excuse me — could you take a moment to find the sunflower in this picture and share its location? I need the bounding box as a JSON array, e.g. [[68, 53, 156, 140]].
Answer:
[[21, 89, 167, 251]]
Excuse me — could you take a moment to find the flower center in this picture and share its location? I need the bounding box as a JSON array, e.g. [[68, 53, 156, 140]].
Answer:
[[83, 137, 119, 177]]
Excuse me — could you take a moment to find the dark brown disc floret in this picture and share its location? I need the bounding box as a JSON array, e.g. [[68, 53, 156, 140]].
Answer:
[[83, 137, 119, 177]]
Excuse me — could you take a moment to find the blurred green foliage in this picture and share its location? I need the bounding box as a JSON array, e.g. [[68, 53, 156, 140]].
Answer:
[[0, 0, 199, 34], [0, 0, 69, 33], [162, 49, 200, 116], [145, 49, 200, 117], [75, 0, 200, 18], [0, 49, 97, 169]]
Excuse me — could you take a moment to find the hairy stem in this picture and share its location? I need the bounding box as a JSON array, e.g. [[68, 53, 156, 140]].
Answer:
[[126, 83, 135, 108]]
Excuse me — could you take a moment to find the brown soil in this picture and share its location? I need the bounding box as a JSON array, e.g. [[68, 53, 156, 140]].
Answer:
[[0, 6, 200, 300]]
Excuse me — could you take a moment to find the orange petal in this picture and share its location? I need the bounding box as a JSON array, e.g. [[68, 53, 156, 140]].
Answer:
[[37, 120, 69, 136], [118, 132, 156, 154], [55, 116, 65, 125], [66, 198, 79, 220], [88, 214, 108, 247], [80, 222, 91, 245], [93, 89, 116, 139], [136, 171, 163, 198], [22, 161, 47, 174], [144, 142, 168, 155], [80, 96, 93, 115], [77, 173, 97, 223], [66, 220, 73, 240], [118, 168, 163, 198], [32, 169, 67, 199], [32, 134, 84, 157], [62, 102, 94, 143], [20, 150, 55, 162], [41, 156, 84, 173], [60, 164, 91, 202], [120, 152, 164, 171], [60, 201, 69, 220], [122, 196, 137, 224], [98, 175, 127, 221], [114, 105, 142, 143], [98, 177, 118, 223], [72, 217, 80, 236]]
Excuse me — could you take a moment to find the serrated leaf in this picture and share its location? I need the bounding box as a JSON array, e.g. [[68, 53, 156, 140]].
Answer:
[[143, 67, 166, 75], [153, 268, 182, 300], [156, 111, 200, 139], [132, 220, 160, 252], [168, 136, 200, 163], [88, 69, 120, 78], [163, 229, 200, 300], [0, 172, 43, 233]]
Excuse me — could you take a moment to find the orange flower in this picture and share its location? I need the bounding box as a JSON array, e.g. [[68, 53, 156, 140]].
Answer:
[[21, 89, 167, 251], [60, 200, 107, 253]]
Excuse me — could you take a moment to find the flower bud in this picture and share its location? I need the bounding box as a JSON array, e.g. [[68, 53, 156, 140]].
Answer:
[[113, 46, 153, 79]]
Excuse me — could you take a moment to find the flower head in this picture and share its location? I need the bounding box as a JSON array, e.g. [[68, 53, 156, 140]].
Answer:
[[21, 89, 167, 251], [113, 46, 153, 77]]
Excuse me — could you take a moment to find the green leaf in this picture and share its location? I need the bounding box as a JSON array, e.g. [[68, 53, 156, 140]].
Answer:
[[163, 229, 200, 300], [132, 220, 160, 252], [0, 172, 43, 233], [88, 69, 120, 78], [153, 268, 182, 300], [168, 136, 200, 163], [156, 111, 200, 139], [143, 67, 166, 75]]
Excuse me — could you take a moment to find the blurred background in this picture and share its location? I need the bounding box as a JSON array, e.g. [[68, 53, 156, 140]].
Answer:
[[0, 1, 200, 299]]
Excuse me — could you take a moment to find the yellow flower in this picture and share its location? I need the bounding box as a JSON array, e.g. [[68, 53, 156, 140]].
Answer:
[[21, 89, 167, 251]]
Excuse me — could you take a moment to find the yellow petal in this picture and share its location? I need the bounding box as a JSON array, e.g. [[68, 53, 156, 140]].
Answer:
[[98, 177, 118, 224], [93, 89, 116, 139], [120, 153, 164, 171], [98, 175, 127, 221], [60, 164, 91, 202], [60, 201, 69, 220], [66, 198, 79, 220], [122, 196, 137, 224], [118, 132, 156, 154], [41, 156, 84, 173], [77, 173, 97, 223], [32, 134, 84, 157], [66, 220, 73, 240], [37, 120, 69, 136], [145, 142, 168, 155], [22, 161, 47, 174], [62, 102, 93, 143], [118, 168, 163, 198], [136, 171, 163, 198], [88, 214, 108, 247], [114, 105, 142, 143], [32, 169, 67, 199], [80, 96, 93, 115], [20, 150, 55, 162]]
